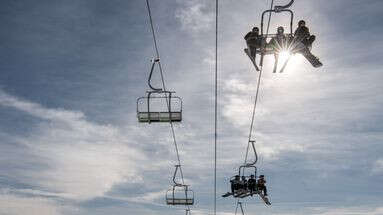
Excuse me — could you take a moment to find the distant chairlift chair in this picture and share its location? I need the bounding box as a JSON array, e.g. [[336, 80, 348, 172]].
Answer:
[[166, 165, 194, 206]]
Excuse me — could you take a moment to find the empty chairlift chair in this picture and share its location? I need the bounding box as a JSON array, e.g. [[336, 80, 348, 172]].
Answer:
[[137, 58, 183, 123], [166, 165, 194, 205], [137, 91, 182, 123]]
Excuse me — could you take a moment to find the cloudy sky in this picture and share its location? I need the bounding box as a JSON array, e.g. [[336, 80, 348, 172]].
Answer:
[[1, 0, 383, 214]]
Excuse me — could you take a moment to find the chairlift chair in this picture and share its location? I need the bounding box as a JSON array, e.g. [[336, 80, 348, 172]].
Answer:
[[259, 6, 294, 67], [137, 90, 182, 123], [222, 141, 259, 198], [245, 0, 295, 71], [137, 58, 183, 123], [166, 165, 194, 206]]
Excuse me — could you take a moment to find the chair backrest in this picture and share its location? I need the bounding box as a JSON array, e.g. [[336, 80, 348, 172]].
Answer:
[[137, 91, 182, 113]]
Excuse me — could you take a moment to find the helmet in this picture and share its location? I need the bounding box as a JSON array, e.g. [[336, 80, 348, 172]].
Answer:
[[298, 20, 306, 26], [277, 26, 284, 34], [252, 27, 259, 33], [259, 175, 264, 178], [250, 175, 255, 178]]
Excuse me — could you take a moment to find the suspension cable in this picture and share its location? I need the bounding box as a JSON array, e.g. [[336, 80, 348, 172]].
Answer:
[[214, 0, 218, 214], [243, 0, 274, 165], [145, 0, 190, 212], [236, 0, 275, 212], [214, 0, 218, 215]]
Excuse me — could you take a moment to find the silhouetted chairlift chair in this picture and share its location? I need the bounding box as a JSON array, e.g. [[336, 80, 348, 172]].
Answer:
[[223, 140, 259, 198], [245, 1, 295, 72], [166, 165, 194, 206], [137, 58, 182, 123], [259, 4, 294, 67], [237, 141, 271, 205]]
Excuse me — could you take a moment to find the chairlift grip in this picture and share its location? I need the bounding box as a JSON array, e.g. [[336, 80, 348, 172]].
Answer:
[[274, 0, 294, 11]]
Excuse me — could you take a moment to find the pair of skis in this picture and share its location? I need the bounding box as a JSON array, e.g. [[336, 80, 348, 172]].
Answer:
[[244, 46, 322, 73], [222, 190, 271, 205]]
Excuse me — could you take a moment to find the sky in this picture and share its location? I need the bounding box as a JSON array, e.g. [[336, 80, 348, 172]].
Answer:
[[1, 0, 383, 214]]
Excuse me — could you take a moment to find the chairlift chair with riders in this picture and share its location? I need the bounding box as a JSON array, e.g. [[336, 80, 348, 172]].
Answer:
[[244, 0, 295, 72], [256, 0, 322, 71], [222, 140, 258, 198], [259, 0, 295, 67], [137, 58, 183, 123], [166, 165, 194, 206]]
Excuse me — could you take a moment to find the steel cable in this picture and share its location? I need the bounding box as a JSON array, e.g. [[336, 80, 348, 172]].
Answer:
[[145, 0, 190, 212]]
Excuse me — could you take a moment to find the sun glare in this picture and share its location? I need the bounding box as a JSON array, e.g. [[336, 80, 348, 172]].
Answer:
[[276, 50, 303, 72], [279, 51, 291, 63]]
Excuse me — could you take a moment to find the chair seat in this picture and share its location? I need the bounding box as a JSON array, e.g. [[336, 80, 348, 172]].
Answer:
[[137, 112, 182, 122], [166, 198, 194, 205]]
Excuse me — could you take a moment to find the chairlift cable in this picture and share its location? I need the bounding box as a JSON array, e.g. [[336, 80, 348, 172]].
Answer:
[[145, 0, 190, 211], [145, 0, 185, 184], [244, 0, 274, 165], [236, 0, 274, 212], [214, 0, 218, 214]]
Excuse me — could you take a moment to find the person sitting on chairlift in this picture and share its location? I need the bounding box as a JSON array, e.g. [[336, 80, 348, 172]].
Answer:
[[257, 175, 268, 196], [291, 20, 323, 68], [294, 20, 315, 48], [248, 175, 257, 196], [230, 175, 241, 194], [269, 26, 289, 52], [239, 176, 248, 193], [268, 26, 290, 72], [244, 27, 264, 61]]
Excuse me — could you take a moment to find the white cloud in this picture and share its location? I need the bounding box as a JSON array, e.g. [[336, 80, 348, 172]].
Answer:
[[371, 159, 383, 175], [175, 0, 214, 33], [313, 206, 383, 215], [0, 90, 146, 200], [0, 193, 64, 215]]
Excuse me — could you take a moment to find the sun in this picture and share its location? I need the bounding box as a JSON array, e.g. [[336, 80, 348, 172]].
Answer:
[[276, 50, 303, 72], [279, 50, 291, 63]]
